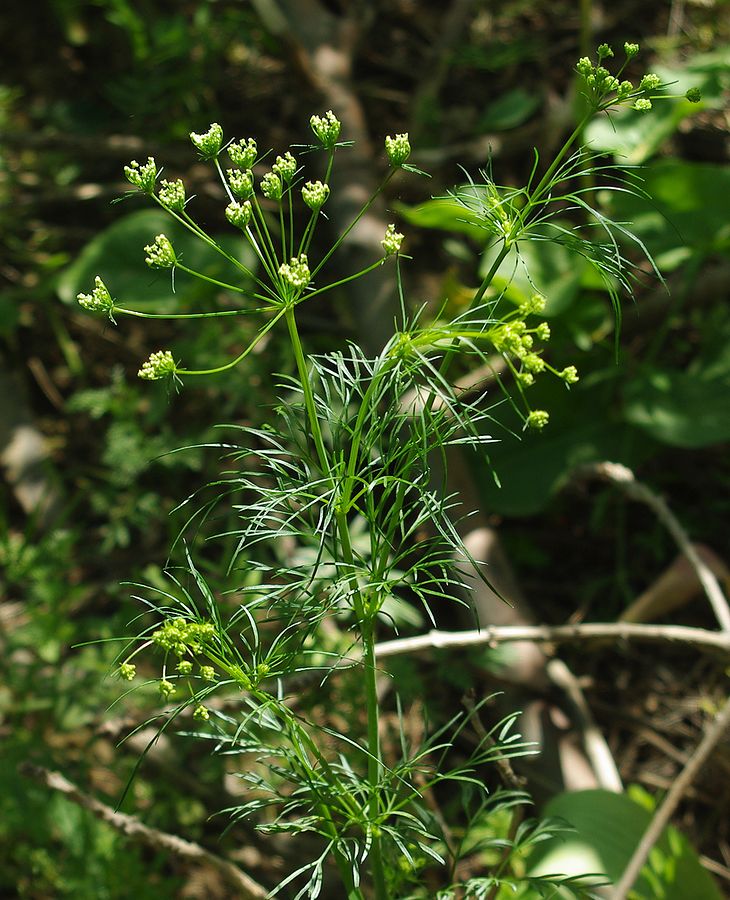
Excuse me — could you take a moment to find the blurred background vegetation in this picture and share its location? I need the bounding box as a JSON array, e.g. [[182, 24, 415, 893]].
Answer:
[[1, 0, 729, 896]]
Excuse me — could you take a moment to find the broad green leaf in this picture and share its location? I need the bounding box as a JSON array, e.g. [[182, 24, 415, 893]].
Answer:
[[624, 366, 730, 448], [479, 88, 541, 131], [525, 789, 722, 899], [396, 197, 491, 243], [57, 209, 255, 310], [602, 160, 730, 268], [481, 237, 590, 316], [472, 375, 655, 516]]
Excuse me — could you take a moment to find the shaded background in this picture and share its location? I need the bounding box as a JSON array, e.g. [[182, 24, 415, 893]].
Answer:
[[1, 0, 729, 896]]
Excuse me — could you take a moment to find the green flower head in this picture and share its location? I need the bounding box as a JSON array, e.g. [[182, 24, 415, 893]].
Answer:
[[228, 168, 254, 199], [119, 663, 136, 681], [159, 679, 175, 699], [381, 224, 404, 256], [685, 87, 702, 103], [385, 133, 411, 167], [560, 365, 579, 384], [158, 179, 186, 212], [597, 43, 614, 60], [190, 123, 223, 160], [124, 157, 158, 194], [624, 42, 640, 58], [261, 171, 283, 200], [310, 110, 342, 149], [228, 137, 257, 168], [302, 180, 330, 211], [77, 276, 114, 316], [225, 200, 252, 230], [272, 151, 297, 183], [144, 234, 176, 269], [138, 350, 176, 381], [193, 705, 210, 721], [634, 98, 652, 112], [527, 409, 550, 429], [279, 254, 310, 291], [639, 73, 661, 92]]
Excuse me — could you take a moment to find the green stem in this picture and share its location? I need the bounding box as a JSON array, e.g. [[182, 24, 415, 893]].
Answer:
[[179, 308, 285, 375], [285, 306, 387, 900]]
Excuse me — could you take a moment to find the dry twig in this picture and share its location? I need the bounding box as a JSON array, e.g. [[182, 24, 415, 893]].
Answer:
[[19, 763, 268, 899], [610, 694, 730, 899], [374, 622, 730, 659], [579, 462, 730, 632]]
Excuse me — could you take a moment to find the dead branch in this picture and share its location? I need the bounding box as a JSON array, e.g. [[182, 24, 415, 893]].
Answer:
[[578, 462, 730, 632], [610, 694, 730, 899], [18, 763, 268, 899], [374, 622, 730, 659]]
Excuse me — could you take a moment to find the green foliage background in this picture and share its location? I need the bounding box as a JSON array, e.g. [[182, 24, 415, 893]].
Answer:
[[1, 1, 728, 896]]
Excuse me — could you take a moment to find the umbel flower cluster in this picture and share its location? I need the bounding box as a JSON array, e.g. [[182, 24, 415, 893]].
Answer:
[[76, 108, 568, 436]]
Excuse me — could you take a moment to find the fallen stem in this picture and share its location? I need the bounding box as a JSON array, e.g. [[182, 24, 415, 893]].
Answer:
[[578, 462, 730, 632], [610, 694, 730, 900], [18, 762, 268, 899], [374, 622, 730, 659]]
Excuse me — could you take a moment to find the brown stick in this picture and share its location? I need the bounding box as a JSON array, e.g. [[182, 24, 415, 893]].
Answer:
[[578, 462, 730, 632], [18, 763, 268, 899], [374, 622, 730, 659], [610, 694, 730, 899]]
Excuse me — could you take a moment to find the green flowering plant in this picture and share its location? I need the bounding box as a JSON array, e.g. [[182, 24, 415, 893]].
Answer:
[[74, 48, 688, 898]]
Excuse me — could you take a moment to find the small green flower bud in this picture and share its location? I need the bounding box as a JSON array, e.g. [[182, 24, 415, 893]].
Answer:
[[227, 168, 254, 199], [225, 200, 252, 229], [535, 322, 551, 341], [119, 663, 136, 681], [521, 334, 534, 351], [595, 66, 610, 82], [176, 660, 193, 675], [190, 123, 223, 160], [576, 57, 593, 76], [124, 157, 158, 194], [278, 254, 310, 290], [261, 171, 283, 200], [144, 234, 176, 269], [597, 43, 614, 60], [624, 42, 640, 58], [516, 372, 535, 387], [77, 276, 114, 315], [272, 151, 297, 182], [200, 665, 216, 681], [228, 137, 257, 168], [523, 353, 545, 373], [310, 110, 341, 149], [520, 293, 546, 315], [301, 180, 330, 210], [617, 80, 634, 100], [138, 350, 176, 381], [633, 98, 652, 112], [381, 223, 404, 256], [193, 704, 210, 721], [685, 87, 702, 103], [604, 75, 619, 93], [527, 409, 550, 429], [639, 73, 661, 92], [159, 679, 175, 699], [560, 365, 579, 384], [385, 133, 411, 166], [158, 179, 186, 212]]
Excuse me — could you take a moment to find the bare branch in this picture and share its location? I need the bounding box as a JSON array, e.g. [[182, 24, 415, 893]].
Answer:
[[578, 462, 730, 632], [18, 763, 268, 899], [374, 622, 730, 660], [610, 694, 730, 900]]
